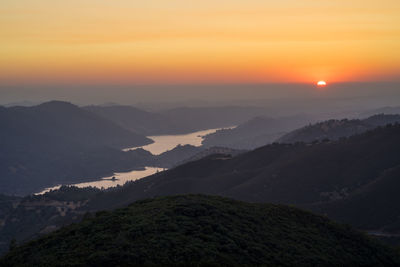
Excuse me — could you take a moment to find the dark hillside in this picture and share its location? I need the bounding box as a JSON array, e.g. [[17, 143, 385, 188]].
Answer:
[[87, 124, 400, 209], [278, 114, 400, 144], [0, 101, 152, 195], [3, 101, 152, 149], [2, 195, 399, 266], [202, 115, 310, 149], [86, 105, 270, 135], [310, 165, 400, 232], [85, 105, 174, 135]]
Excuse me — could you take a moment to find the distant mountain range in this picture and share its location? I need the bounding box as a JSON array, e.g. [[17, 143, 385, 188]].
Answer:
[[1, 101, 260, 195], [2, 195, 399, 266], [82, 124, 400, 210], [2, 123, 400, 255], [2, 101, 400, 257], [360, 106, 400, 117], [201, 113, 400, 149], [86, 105, 271, 135], [1, 101, 152, 149], [278, 114, 400, 143], [202, 115, 312, 149], [84, 105, 175, 136]]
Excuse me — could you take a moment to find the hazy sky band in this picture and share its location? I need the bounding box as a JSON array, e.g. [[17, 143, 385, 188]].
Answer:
[[1, 0, 400, 84]]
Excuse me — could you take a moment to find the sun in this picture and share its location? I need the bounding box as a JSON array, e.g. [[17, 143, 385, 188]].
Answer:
[[317, 81, 327, 87]]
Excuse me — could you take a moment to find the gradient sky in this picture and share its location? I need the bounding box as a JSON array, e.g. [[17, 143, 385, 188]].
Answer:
[[1, 0, 400, 85]]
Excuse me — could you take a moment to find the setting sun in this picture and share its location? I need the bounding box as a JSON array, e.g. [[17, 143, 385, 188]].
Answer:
[[317, 81, 327, 87]]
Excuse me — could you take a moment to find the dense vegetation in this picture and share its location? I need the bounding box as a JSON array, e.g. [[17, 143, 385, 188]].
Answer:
[[0, 187, 101, 255], [2, 195, 399, 266]]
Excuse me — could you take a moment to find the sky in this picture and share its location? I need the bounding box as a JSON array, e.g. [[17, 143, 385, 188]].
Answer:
[[1, 0, 400, 87]]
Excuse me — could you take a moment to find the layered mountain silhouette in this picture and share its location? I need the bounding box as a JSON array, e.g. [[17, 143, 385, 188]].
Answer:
[[81, 124, 400, 234], [87, 105, 270, 135], [278, 114, 400, 143], [202, 115, 311, 149], [2, 124, 400, 255], [0, 101, 153, 195], [84, 105, 175, 135]]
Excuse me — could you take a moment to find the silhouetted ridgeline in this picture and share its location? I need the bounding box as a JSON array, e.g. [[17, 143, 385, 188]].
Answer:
[[84, 105, 175, 135], [2, 125, 400, 255], [0, 101, 154, 195], [360, 106, 400, 117], [2, 195, 399, 266], [201, 114, 400, 149], [202, 115, 312, 149], [86, 105, 271, 135], [278, 114, 400, 143], [84, 124, 399, 205], [1, 101, 152, 148]]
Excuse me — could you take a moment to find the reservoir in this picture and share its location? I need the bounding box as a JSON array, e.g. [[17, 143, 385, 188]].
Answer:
[[37, 127, 232, 194], [37, 167, 163, 194], [123, 127, 227, 155]]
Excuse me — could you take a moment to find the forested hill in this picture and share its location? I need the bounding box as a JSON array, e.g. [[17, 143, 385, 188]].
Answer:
[[2, 195, 399, 266]]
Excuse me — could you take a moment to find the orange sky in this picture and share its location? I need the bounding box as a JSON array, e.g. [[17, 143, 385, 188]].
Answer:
[[1, 0, 400, 84]]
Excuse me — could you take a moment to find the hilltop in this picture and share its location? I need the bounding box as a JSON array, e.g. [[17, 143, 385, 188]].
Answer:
[[2, 195, 399, 266]]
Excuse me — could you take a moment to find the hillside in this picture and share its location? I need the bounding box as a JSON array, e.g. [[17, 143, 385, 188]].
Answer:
[[151, 144, 204, 168], [77, 124, 400, 235], [202, 115, 311, 149], [360, 106, 400, 117], [85, 105, 175, 135], [86, 105, 270, 135], [88, 125, 400, 205], [278, 114, 400, 144], [2, 101, 152, 149], [159, 106, 273, 134], [2, 195, 399, 266], [310, 164, 400, 232], [2, 125, 400, 254], [0, 101, 153, 195]]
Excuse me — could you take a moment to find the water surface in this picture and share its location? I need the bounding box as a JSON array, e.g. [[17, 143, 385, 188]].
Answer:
[[37, 127, 233, 194], [123, 127, 229, 155], [37, 167, 164, 194]]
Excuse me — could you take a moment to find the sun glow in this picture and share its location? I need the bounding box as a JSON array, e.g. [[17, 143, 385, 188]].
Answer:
[[1, 1, 400, 84], [317, 81, 327, 87]]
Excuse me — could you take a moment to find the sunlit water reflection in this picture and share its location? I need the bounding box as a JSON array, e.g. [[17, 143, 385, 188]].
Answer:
[[37, 167, 164, 195], [123, 127, 232, 155], [37, 127, 234, 194]]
